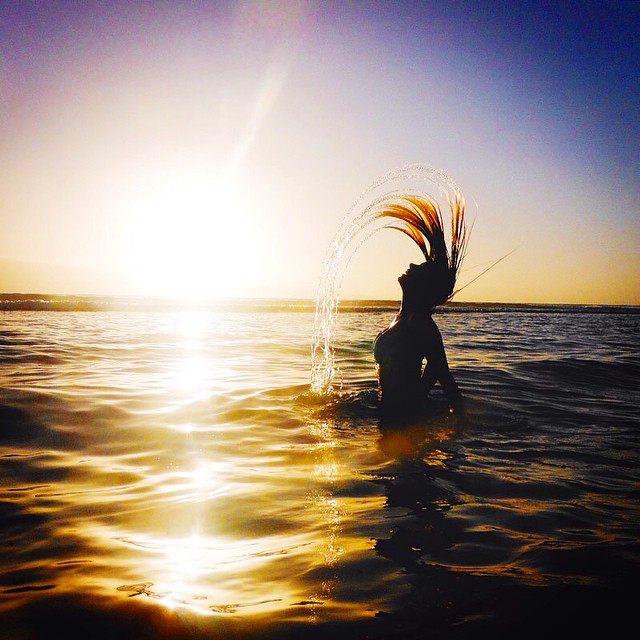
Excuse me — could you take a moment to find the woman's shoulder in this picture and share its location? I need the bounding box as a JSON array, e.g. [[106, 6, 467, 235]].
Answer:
[[373, 322, 407, 361], [373, 326, 393, 354]]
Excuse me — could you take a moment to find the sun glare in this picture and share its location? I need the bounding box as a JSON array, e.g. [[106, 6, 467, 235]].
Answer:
[[124, 173, 260, 299]]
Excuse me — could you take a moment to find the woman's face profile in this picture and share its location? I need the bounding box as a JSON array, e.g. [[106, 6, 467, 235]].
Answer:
[[398, 262, 431, 289], [399, 261, 452, 308]]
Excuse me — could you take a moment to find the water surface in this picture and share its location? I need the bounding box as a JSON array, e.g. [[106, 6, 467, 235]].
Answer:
[[1, 301, 639, 638]]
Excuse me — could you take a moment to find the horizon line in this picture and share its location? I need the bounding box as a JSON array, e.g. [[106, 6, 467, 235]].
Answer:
[[1, 293, 638, 309]]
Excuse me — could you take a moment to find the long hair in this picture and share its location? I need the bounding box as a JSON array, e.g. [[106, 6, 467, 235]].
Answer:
[[375, 193, 468, 306]]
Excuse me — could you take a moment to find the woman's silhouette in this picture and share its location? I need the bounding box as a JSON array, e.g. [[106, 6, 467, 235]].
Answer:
[[373, 194, 468, 420]]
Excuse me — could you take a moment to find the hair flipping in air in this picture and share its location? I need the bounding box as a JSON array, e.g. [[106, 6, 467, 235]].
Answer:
[[375, 193, 469, 307]]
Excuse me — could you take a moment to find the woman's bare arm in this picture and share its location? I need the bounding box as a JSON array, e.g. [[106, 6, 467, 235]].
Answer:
[[421, 320, 464, 411]]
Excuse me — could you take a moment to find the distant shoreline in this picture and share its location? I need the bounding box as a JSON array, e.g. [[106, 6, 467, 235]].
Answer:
[[1, 294, 638, 314]]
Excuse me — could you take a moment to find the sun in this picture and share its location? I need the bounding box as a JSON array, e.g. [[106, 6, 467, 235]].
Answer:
[[123, 172, 260, 299]]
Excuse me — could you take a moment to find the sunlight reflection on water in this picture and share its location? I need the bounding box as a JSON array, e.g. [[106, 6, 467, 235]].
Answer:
[[1, 307, 639, 638], [17, 310, 397, 624]]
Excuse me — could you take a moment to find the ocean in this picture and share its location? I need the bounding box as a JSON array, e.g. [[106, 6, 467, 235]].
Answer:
[[1, 297, 639, 639]]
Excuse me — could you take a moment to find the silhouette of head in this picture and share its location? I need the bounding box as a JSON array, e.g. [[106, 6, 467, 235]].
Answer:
[[398, 261, 454, 311], [375, 193, 468, 310]]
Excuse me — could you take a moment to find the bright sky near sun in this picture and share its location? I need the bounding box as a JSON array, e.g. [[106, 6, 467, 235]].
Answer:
[[1, 0, 638, 303]]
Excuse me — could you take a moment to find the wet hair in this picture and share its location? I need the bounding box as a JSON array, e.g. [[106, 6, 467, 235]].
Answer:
[[375, 193, 468, 307]]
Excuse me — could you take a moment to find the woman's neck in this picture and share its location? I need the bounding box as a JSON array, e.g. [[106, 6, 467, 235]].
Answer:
[[394, 307, 432, 327], [398, 296, 433, 317]]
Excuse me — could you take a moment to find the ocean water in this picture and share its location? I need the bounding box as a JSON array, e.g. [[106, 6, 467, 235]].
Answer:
[[1, 298, 639, 639]]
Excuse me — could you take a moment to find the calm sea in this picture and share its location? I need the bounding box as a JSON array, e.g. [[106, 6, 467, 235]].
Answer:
[[1, 297, 639, 639]]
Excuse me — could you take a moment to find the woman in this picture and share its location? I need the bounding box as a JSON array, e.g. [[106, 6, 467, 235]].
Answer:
[[373, 193, 468, 420]]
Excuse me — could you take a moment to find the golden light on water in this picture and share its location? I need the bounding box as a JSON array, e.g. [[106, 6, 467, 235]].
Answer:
[[172, 356, 209, 393], [109, 528, 305, 617], [36, 389, 395, 625]]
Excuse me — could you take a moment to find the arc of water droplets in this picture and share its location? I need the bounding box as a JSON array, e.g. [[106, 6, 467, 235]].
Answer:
[[310, 164, 462, 395]]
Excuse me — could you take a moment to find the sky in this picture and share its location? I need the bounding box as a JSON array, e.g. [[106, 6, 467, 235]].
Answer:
[[1, 0, 638, 303]]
